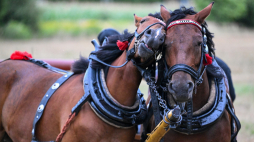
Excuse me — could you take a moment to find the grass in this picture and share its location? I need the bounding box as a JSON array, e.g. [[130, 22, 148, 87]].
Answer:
[[242, 121, 254, 135], [35, 2, 163, 38], [38, 19, 133, 37], [233, 83, 254, 142], [36, 1, 173, 37], [235, 83, 254, 96]]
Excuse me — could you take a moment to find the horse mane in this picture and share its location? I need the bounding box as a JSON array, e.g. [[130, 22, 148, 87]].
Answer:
[[71, 30, 133, 74], [91, 29, 133, 69], [166, 6, 215, 56], [148, 12, 163, 21], [71, 56, 89, 74]]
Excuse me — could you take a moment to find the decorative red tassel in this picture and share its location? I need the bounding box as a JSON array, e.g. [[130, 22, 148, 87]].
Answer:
[[203, 53, 213, 66], [10, 51, 33, 60], [116, 40, 129, 51]]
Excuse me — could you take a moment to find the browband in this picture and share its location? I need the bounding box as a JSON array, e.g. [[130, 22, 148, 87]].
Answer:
[[167, 19, 202, 31]]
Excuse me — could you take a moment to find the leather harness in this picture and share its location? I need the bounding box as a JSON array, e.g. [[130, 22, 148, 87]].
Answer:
[[142, 19, 241, 142], [30, 21, 166, 141]]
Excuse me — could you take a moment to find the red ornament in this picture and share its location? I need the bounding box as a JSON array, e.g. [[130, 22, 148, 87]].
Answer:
[[203, 53, 213, 66], [10, 51, 33, 60], [116, 40, 129, 51]]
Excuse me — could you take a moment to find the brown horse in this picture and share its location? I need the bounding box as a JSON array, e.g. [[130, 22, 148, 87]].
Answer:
[[0, 15, 165, 142], [145, 3, 240, 142]]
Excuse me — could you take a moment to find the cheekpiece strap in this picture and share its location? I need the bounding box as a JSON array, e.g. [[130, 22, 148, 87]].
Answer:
[[167, 19, 202, 31]]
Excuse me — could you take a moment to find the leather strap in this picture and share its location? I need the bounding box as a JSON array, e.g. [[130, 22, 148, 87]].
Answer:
[[135, 22, 165, 40], [166, 64, 199, 80], [186, 100, 193, 134], [226, 94, 241, 142], [32, 72, 74, 140]]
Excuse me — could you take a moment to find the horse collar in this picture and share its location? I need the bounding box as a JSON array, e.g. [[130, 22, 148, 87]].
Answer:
[[173, 78, 227, 134], [72, 60, 148, 128]]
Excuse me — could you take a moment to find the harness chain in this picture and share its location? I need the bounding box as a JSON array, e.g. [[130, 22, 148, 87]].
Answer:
[[152, 19, 241, 142]]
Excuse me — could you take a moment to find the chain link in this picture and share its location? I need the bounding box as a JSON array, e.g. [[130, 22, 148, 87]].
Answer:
[[146, 77, 170, 112]]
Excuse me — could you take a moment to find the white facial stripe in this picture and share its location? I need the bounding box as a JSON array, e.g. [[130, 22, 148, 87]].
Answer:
[[155, 30, 160, 38]]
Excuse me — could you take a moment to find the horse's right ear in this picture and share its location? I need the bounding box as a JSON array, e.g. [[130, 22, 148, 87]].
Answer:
[[160, 5, 171, 23], [134, 14, 142, 27], [194, 2, 214, 24]]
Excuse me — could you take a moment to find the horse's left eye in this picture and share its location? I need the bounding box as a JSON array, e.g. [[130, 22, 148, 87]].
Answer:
[[140, 19, 146, 24]]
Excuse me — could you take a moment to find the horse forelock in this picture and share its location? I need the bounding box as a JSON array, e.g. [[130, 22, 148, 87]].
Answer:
[[166, 6, 215, 57]]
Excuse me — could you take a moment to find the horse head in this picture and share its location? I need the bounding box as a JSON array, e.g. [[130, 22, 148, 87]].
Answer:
[[132, 15, 166, 63], [160, 3, 214, 103]]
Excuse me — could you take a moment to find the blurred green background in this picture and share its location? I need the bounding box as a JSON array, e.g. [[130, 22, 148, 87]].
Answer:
[[0, 0, 254, 141], [1, 0, 254, 39]]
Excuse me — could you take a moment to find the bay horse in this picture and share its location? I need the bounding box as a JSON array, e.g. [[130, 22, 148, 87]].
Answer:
[[0, 15, 166, 142], [144, 3, 240, 142]]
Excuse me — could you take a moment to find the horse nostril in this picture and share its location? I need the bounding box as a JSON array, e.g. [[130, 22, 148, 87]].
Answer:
[[160, 37, 164, 42], [145, 29, 152, 36], [167, 82, 175, 94], [187, 81, 194, 93]]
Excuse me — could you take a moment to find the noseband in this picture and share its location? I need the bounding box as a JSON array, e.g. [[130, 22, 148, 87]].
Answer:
[[135, 22, 165, 40]]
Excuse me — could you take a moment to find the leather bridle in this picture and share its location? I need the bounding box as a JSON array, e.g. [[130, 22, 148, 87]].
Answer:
[[90, 22, 166, 69], [164, 19, 209, 92]]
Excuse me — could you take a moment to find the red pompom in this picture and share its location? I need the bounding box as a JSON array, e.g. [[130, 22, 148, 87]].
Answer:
[[116, 40, 129, 51], [203, 53, 213, 66], [10, 51, 33, 60]]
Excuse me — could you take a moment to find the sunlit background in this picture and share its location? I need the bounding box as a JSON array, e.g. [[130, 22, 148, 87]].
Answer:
[[0, 0, 254, 141]]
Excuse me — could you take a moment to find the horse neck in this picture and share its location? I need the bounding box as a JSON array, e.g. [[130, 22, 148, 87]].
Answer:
[[106, 41, 142, 107], [192, 71, 210, 111]]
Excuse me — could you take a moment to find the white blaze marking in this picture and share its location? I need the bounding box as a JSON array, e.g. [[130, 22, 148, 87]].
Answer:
[[155, 30, 160, 39]]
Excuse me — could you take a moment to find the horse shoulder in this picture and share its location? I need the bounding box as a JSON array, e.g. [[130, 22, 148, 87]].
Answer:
[[63, 103, 136, 142], [0, 60, 62, 141]]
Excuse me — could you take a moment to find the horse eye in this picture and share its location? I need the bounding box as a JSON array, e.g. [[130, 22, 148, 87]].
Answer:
[[140, 19, 146, 24]]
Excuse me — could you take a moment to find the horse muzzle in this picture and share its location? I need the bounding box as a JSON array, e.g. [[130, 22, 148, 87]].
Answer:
[[144, 27, 165, 51], [167, 72, 194, 102]]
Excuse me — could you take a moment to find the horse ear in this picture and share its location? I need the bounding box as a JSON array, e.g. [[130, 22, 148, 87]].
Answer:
[[160, 5, 171, 23], [194, 2, 214, 24], [134, 14, 142, 27]]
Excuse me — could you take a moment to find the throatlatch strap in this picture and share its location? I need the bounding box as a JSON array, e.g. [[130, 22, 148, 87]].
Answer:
[[32, 72, 74, 140]]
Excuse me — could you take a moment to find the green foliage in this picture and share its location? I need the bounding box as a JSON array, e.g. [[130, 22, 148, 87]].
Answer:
[[39, 20, 106, 37], [237, 0, 254, 27], [195, 0, 254, 27], [235, 83, 254, 96], [40, 5, 146, 22], [48, 0, 161, 2], [195, 0, 246, 22], [1, 21, 32, 39], [0, 0, 40, 31]]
